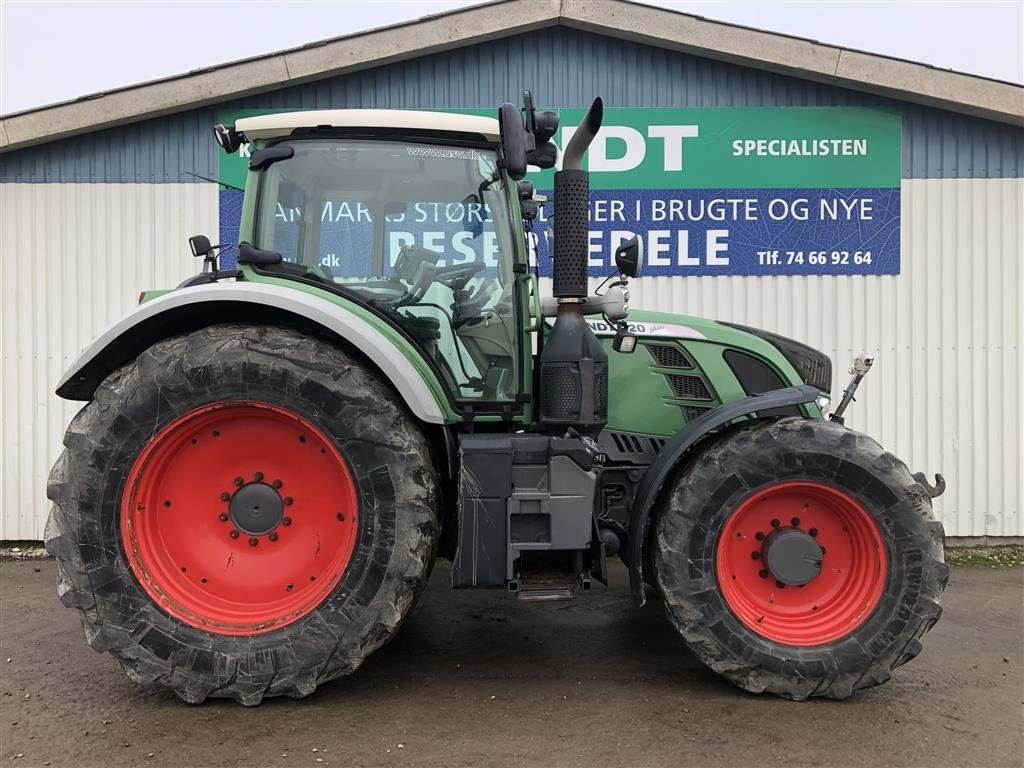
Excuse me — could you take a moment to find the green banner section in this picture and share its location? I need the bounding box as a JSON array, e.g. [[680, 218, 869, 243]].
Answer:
[[218, 106, 900, 190]]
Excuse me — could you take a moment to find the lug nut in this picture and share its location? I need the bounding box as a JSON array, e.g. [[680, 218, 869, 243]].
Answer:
[[755, 531, 765, 541], [776, 580, 786, 589], [220, 492, 231, 502], [791, 517, 801, 526], [249, 537, 259, 547], [282, 517, 292, 526], [809, 527, 818, 537], [254, 471, 264, 482], [268, 532, 278, 542], [234, 476, 244, 486], [758, 569, 769, 579], [229, 529, 240, 539], [750, 551, 761, 560], [283, 497, 293, 506], [272, 479, 283, 489], [770, 518, 780, 528], [218, 512, 229, 522]]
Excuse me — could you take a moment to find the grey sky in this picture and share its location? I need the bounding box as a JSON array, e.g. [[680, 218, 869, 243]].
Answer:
[[1, 0, 1021, 116]]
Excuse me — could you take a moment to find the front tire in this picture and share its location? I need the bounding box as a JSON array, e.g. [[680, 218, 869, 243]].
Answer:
[[45, 325, 439, 705], [653, 418, 947, 700]]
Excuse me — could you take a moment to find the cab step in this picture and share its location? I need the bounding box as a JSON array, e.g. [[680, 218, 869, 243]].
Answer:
[[510, 577, 590, 603]]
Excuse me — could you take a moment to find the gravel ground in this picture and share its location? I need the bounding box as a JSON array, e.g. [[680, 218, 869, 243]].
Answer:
[[1, 559, 1021, 768], [945, 544, 1024, 567]]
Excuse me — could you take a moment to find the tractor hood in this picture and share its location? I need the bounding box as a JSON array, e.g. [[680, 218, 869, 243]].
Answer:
[[606, 310, 832, 394], [584, 309, 833, 437]]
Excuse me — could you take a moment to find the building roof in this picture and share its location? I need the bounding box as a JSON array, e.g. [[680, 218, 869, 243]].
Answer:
[[235, 109, 501, 141], [2, 0, 1021, 153]]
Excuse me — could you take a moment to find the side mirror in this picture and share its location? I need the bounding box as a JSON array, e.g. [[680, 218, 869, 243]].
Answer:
[[615, 235, 643, 278], [498, 103, 528, 181], [212, 124, 243, 154], [189, 235, 214, 257]]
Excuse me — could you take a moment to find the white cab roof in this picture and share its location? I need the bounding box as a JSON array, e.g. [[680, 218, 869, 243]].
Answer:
[[235, 109, 500, 142]]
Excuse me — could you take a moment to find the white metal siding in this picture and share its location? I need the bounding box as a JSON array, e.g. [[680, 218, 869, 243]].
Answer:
[[0, 183, 217, 540], [0, 177, 1020, 539]]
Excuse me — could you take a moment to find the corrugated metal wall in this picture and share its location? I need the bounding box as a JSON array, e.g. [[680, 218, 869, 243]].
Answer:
[[1, 26, 1022, 539], [0, 184, 217, 539]]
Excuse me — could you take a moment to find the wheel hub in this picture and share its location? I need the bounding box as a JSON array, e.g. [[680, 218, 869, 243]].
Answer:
[[761, 527, 823, 586], [228, 482, 283, 536]]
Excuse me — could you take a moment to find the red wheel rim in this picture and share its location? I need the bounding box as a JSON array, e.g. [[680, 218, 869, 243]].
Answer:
[[121, 402, 359, 636], [715, 481, 887, 646]]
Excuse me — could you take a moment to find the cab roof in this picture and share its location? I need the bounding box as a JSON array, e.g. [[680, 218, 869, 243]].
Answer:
[[235, 109, 501, 142]]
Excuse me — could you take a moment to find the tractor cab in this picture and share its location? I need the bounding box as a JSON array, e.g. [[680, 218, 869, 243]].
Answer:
[[232, 110, 528, 406]]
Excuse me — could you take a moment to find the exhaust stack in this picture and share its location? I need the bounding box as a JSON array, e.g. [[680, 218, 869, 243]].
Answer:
[[539, 98, 608, 435], [552, 98, 602, 298]]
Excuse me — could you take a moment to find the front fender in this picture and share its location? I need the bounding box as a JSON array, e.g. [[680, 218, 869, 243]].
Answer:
[[56, 281, 453, 425], [628, 384, 822, 606]]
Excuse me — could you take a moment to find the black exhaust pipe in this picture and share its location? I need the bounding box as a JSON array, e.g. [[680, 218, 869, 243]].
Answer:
[[552, 98, 602, 299], [560, 98, 603, 172], [539, 98, 608, 435]]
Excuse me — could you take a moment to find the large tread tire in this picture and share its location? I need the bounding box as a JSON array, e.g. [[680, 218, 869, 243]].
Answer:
[[45, 324, 439, 705], [653, 417, 948, 700]]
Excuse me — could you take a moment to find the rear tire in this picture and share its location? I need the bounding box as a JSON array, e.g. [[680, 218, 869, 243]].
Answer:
[[653, 417, 947, 700], [45, 324, 439, 705]]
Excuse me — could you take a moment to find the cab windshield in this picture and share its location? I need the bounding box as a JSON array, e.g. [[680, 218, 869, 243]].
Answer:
[[254, 138, 520, 403]]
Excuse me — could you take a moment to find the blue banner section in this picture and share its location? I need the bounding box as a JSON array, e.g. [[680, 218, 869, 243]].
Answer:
[[532, 187, 899, 276], [219, 187, 899, 276]]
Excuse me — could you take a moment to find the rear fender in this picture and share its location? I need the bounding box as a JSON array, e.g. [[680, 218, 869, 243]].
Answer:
[[56, 282, 453, 425], [627, 384, 822, 606]]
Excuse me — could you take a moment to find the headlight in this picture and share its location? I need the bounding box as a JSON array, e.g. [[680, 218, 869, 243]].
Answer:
[[815, 394, 831, 419]]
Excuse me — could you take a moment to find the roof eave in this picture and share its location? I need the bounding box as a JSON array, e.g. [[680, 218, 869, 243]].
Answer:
[[561, 0, 1024, 127], [1, 0, 1021, 154], [0, 0, 559, 153]]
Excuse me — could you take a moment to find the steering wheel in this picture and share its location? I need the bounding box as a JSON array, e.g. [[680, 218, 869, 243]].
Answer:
[[434, 261, 486, 288]]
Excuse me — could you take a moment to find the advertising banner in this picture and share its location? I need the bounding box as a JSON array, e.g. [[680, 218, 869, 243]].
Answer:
[[217, 106, 901, 276]]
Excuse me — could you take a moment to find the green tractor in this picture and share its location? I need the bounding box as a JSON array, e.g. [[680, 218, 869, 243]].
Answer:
[[45, 93, 947, 706]]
